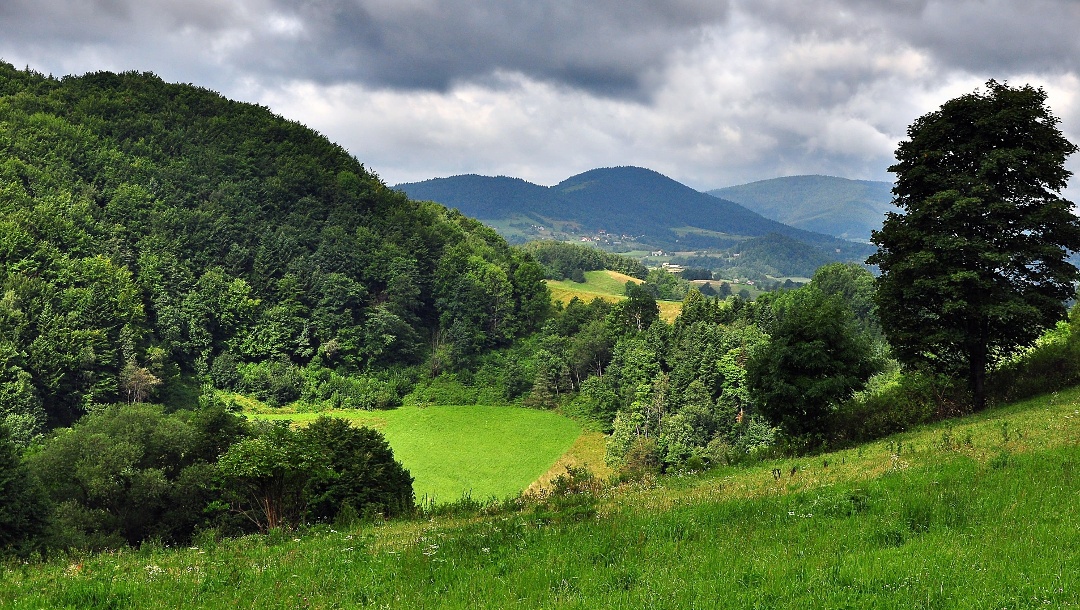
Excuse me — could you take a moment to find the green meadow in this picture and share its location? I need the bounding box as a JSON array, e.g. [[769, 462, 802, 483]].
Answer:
[[4, 388, 1078, 609], [546, 270, 683, 321], [252, 405, 583, 504]]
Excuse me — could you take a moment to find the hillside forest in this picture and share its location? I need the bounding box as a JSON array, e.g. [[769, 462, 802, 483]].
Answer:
[[2, 66, 1079, 560]]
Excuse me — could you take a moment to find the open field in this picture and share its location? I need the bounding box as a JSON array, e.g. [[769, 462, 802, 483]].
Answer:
[[4, 387, 1078, 608], [546, 270, 682, 322], [251, 405, 582, 504]]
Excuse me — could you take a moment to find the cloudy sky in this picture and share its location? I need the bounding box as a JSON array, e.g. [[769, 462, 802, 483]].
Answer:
[[2, 0, 1079, 198]]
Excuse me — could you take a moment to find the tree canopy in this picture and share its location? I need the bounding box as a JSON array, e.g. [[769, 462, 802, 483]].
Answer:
[[0, 62, 549, 431], [869, 81, 1080, 409]]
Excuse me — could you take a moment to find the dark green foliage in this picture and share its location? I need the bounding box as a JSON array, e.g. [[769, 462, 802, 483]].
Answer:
[[0, 62, 548, 424], [728, 233, 837, 279], [521, 240, 648, 280], [871, 81, 1080, 410], [300, 417, 414, 522], [27, 404, 248, 549], [679, 267, 712, 281], [217, 417, 413, 531], [834, 368, 946, 442], [0, 423, 48, 557], [988, 311, 1080, 404], [641, 268, 689, 301], [748, 285, 881, 445], [810, 262, 879, 332]]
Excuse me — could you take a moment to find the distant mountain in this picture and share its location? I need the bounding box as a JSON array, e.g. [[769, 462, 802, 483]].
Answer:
[[708, 175, 895, 242], [397, 167, 869, 259]]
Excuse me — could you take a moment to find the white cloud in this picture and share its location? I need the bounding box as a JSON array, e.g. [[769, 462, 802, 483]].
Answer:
[[0, 0, 1077, 197]]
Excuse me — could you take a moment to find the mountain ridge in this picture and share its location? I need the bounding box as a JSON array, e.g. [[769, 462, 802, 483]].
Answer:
[[708, 174, 895, 242], [396, 166, 870, 260]]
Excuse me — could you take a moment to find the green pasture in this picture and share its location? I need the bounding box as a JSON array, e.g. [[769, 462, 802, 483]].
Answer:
[[5, 389, 1078, 608], [252, 404, 582, 504], [546, 269, 641, 297], [547, 270, 682, 321]]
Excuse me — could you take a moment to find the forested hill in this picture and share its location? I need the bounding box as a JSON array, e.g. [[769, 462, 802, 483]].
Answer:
[[708, 175, 895, 242], [397, 167, 869, 256], [0, 62, 549, 432]]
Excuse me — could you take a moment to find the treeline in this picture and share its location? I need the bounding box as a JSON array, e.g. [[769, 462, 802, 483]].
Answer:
[[667, 233, 836, 283], [0, 402, 413, 556], [0, 63, 548, 441], [540, 263, 886, 468], [521, 241, 648, 282], [413, 259, 1080, 476]]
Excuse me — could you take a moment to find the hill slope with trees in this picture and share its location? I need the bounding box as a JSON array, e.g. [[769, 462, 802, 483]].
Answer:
[[708, 175, 895, 242], [0, 62, 549, 438], [396, 167, 873, 261]]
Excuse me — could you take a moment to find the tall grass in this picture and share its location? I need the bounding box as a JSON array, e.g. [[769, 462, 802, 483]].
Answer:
[[3, 389, 1078, 609]]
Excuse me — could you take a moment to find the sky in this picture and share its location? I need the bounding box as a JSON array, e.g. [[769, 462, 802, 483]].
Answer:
[[2, 0, 1080, 199]]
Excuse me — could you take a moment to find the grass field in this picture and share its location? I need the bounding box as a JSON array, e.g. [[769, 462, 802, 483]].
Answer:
[[547, 270, 682, 322], [252, 405, 583, 504], [4, 389, 1078, 608]]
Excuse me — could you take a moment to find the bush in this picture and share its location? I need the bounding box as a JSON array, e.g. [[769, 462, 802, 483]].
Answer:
[[528, 465, 603, 524], [405, 374, 483, 406], [236, 359, 303, 406], [617, 437, 662, 481], [0, 423, 48, 557], [988, 319, 1080, 404], [834, 367, 949, 443], [26, 404, 248, 550], [217, 417, 414, 531]]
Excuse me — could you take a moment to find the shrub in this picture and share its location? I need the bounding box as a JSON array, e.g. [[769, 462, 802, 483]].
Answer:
[[26, 404, 247, 550], [834, 367, 950, 443], [0, 423, 48, 557], [405, 374, 480, 406], [617, 437, 662, 481], [988, 319, 1080, 404], [529, 464, 603, 524]]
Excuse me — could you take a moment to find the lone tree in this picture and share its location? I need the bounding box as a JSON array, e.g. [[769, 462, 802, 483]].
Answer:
[[869, 81, 1080, 410]]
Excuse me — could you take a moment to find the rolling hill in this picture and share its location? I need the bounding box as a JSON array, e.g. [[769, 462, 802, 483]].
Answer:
[[396, 167, 873, 262], [0, 62, 549, 430], [708, 175, 895, 242]]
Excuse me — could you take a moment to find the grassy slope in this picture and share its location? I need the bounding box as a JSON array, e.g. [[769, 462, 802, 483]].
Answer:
[[547, 270, 682, 322], [252, 405, 582, 504], [4, 388, 1078, 608]]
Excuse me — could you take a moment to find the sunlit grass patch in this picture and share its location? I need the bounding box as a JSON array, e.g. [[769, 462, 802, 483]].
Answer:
[[250, 404, 582, 504], [547, 270, 682, 322]]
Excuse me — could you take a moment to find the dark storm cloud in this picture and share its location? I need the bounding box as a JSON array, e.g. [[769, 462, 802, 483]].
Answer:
[[906, 0, 1080, 74], [0, 0, 239, 46], [3, 0, 1076, 97], [746, 0, 1080, 76], [0, 0, 731, 96], [242, 0, 733, 95], [1, 0, 1078, 197]]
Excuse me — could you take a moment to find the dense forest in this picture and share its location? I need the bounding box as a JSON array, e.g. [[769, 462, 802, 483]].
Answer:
[[0, 61, 549, 438], [0, 62, 549, 553]]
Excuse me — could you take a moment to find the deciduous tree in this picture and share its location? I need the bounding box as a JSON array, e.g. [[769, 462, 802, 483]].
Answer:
[[869, 81, 1080, 409]]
